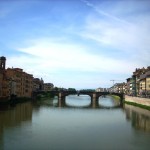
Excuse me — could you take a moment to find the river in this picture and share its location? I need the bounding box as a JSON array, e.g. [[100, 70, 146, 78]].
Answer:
[[0, 95, 150, 150]]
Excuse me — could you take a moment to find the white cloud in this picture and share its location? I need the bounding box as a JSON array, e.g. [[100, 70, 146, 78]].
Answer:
[[80, 1, 150, 65], [6, 37, 138, 87], [13, 38, 138, 75], [4, 0, 150, 88]]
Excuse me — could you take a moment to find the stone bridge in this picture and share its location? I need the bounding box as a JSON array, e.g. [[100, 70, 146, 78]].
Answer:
[[32, 90, 77, 100], [78, 91, 124, 107], [32, 90, 124, 107]]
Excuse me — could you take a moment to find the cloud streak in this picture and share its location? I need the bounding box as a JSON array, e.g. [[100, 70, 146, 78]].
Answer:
[[80, 0, 150, 66], [81, 0, 130, 25]]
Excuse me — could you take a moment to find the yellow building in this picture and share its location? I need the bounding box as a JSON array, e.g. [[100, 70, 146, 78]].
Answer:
[[146, 71, 150, 92], [139, 70, 150, 96]]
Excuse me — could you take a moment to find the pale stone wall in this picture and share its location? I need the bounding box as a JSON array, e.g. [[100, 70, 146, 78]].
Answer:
[[146, 77, 150, 91], [125, 95, 150, 106]]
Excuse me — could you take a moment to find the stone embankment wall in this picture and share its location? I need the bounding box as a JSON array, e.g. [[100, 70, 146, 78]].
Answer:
[[125, 95, 150, 107]]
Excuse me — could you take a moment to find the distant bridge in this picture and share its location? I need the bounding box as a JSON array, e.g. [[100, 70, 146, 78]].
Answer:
[[32, 90, 124, 107], [78, 91, 124, 107]]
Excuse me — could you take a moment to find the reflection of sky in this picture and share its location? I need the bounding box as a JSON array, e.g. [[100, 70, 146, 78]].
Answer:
[[66, 95, 91, 107], [1, 101, 150, 150], [98, 96, 119, 107], [29, 107, 149, 150], [65, 95, 119, 107]]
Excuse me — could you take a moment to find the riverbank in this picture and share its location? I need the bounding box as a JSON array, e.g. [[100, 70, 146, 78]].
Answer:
[[0, 97, 32, 106], [125, 95, 150, 110], [110, 95, 120, 100]]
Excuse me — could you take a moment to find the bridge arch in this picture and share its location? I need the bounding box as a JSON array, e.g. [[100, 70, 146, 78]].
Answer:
[[32, 91, 124, 107], [78, 91, 124, 107]]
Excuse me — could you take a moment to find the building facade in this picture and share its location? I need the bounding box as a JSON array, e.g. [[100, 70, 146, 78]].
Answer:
[[126, 67, 150, 97], [44, 83, 54, 91], [6, 68, 33, 98], [0, 56, 10, 99], [33, 78, 44, 91], [0, 56, 55, 101]]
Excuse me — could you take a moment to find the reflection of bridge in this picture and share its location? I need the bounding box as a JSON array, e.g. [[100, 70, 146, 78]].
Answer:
[[32, 90, 124, 107], [57, 98, 122, 109]]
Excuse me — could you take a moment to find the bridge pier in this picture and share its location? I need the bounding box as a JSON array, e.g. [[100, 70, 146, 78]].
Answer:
[[91, 99, 99, 108], [120, 101, 123, 107], [58, 92, 66, 100], [58, 98, 65, 107], [90, 93, 99, 108], [58, 92, 66, 107], [92, 93, 97, 101]]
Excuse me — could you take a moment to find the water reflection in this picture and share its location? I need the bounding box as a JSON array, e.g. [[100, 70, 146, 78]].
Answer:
[[34, 95, 121, 109], [65, 95, 91, 108], [58, 95, 121, 109], [0, 96, 150, 150], [125, 104, 150, 132], [98, 96, 120, 107], [0, 102, 33, 149]]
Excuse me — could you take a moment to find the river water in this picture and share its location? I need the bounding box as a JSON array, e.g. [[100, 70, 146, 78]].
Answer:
[[0, 95, 150, 150]]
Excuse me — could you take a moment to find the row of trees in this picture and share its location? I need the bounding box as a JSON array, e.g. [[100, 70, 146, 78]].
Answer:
[[53, 87, 95, 92]]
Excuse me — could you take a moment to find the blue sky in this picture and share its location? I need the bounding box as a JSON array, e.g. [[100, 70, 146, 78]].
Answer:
[[0, 0, 150, 89]]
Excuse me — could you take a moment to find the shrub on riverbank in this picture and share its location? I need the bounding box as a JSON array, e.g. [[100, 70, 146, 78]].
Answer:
[[125, 101, 150, 111], [110, 95, 120, 101], [36, 93, 55, 100]]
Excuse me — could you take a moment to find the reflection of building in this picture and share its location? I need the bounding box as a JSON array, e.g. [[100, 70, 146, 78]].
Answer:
[[125, 104, 150, 132], [0, 102, 33, 145]]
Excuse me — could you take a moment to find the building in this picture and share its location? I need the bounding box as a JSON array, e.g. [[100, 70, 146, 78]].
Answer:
[[0, 56, 55, 100], [96, 87, 104, 92], [126, 78, 131, 95], [139, 70, 150, 97], [126, 67, 150, 97], [132, 67, 147, 96], [33, 78, 44, 91], [130, 75, 136, 96], [0, 56, 10, 99], [108, 82, 127, 94], [44, 83, 54, 91], [6, 68, 33, 98], [146, 71, 150, 92]]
